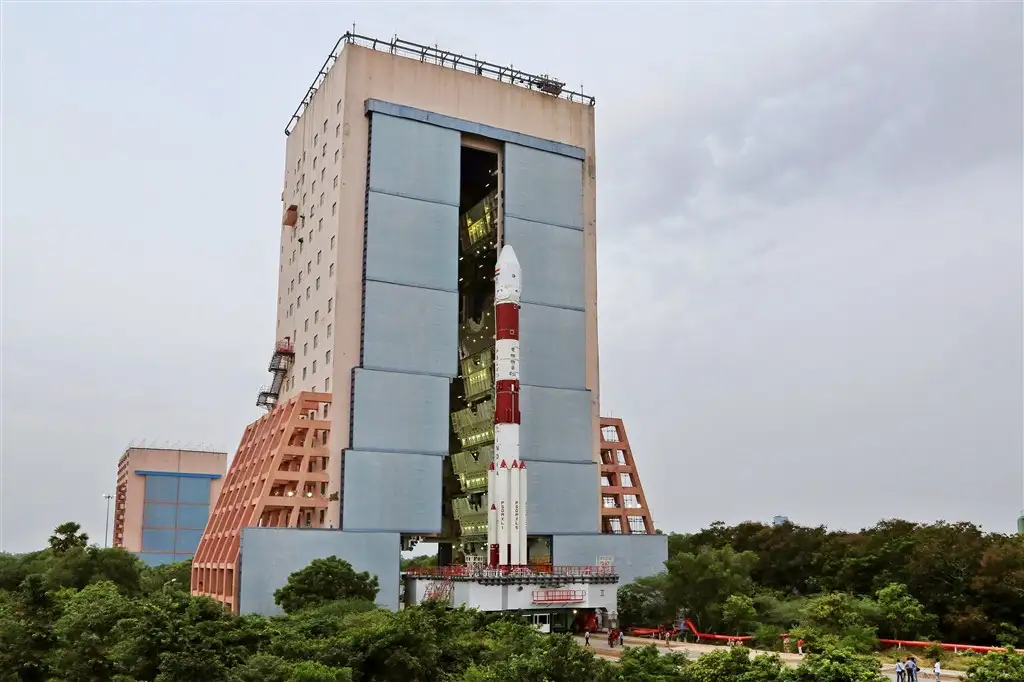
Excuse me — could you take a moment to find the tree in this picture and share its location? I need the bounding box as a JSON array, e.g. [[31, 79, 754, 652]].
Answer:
[[963, 649, 1024, 682], [273, 556, 379, 614], [48, 522, 89, 556], [617, 574, 672, 628], [786, 647, 887, 682], [721, 594, 758, 635], [663, 546, 758, 631], [874, 583, 934, 640]]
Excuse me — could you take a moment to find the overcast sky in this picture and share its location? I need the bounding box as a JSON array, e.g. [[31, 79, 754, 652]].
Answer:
[[2, 2, 1021, 553]]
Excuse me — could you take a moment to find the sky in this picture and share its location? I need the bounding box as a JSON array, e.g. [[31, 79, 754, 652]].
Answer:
[[1, 2, 1021, 554]]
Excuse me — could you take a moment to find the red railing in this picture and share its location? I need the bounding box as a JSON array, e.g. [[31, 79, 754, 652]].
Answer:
[[405, 564, 617, 578], [276, 337, 295, 354], [532, 589, 586, 603]]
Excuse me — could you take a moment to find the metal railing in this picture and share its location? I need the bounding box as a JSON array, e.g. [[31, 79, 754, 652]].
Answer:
[[285, 31, 595, 136], [406, 564, 618, 579]]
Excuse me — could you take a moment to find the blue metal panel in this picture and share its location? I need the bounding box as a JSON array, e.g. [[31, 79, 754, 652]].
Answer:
[[365, 100, 587, 161], [519, 304, 586, 390], [142, 529, 175, 552], [137, 552, 177, 567], [143, 503, 176, 528], [238, 528, 401, 614], [135, 470, 221, 479], [177, 477, 211, 504], [362, 280, 458, 377], [174, 529, 204, 554], [504, 217, 584, 310], [342, 451, 442, 533], [520, 386, 592, 464], [551, 534, 668, 585], [176, 504, 210, 529], [365, 192, 459, 292], [369, 114, 460, 205], [351, 369, 450, 455], [504, 144, 584, 229], [144, 476, 178, 503], [526, 461, 599, 534]]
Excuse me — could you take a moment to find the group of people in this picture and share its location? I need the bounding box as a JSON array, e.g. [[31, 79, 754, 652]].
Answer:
[[895, 656, 941, 681], [582, 629, 625, 648]]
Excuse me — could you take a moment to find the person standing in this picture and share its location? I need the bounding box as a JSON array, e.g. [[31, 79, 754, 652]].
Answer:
[[906, 657, 918, 682], [584, 630, 591, 647], [619, 629, 625, 647], [895, 659, 905, 682], [797, 638, 804, 655], [934, 660, 942, 680]]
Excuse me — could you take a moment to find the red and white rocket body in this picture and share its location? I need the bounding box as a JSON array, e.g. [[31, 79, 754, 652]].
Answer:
[[487, 245, 527, 568]]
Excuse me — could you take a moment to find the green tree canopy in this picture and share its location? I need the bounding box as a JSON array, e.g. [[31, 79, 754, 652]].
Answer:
[[273, 556, 379, 614]]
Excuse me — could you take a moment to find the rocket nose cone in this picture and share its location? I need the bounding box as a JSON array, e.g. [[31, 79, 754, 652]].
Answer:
[[498, 244, 519, 267]]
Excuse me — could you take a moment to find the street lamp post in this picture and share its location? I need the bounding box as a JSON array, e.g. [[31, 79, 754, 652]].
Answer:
[[103, 493, 114, 548]]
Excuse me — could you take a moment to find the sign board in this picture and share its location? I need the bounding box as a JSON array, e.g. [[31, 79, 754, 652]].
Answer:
[[597, 555, 614, 567]]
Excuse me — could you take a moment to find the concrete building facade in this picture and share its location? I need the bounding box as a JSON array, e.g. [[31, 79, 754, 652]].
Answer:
[[113, 447, 226, 566], [195, 34, 666, 613]]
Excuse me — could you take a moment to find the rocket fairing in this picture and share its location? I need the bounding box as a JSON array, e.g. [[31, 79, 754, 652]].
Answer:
[[490, 245, 527, 568]]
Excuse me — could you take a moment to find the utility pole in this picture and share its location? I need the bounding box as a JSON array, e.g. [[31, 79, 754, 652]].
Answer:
[[103, 493, 114, 548]]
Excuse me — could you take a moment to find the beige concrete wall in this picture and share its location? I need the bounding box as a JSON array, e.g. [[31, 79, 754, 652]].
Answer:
[[277, 43, 600, 528], [120, 448, 227, 552]]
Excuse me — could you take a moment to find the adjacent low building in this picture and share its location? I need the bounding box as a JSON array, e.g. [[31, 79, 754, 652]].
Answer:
[[113, 446, 226, 566]]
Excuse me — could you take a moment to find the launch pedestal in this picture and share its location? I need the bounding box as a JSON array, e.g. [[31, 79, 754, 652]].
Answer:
[[404, 564, 619, 626]]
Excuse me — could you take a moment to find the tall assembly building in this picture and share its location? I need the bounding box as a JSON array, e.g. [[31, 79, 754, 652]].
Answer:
[[193, 33, 666, 614]]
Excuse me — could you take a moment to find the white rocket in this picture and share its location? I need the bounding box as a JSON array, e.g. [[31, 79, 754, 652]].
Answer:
[[488, 245, 527, 568]]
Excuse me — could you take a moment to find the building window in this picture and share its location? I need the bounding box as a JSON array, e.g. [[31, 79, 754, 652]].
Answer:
[[325, 376, 331, 391], [600, 476, 611, 487], [297, 272, 303, 285], [334, 149, 339, 163], [318, 218, 323, 232], [323, 119, 327, 133], [312, 156, 317, 170], [288, 303, 293, 316], [616, 450, 627, 465], [336, 98, 342, 113], [327, 298, 333, 312], [317, 250, 322, 264], [329, 264, 335, 276], [325, 350, 331, 364], [308, 229, 312, 242], [303, 343, 308, 356], [335, 123, 340, 137], [305, 286, 310, 300], [601, 425, 620, 442], [302, 367, 307, 379], [327, 324, 332, 337], [322, 144, 327, 157], [624, 494, 641, 509], [321, 168, 325, 181], [314, 311, 319, 324], [330, 236, 335, 249], [628, 516, 648, 534], [602, 496, 618, 508], [607, 518, 623, 534], [304, 319, 309, 331], [333, 175, 338, 188], [331, 202, 336, 216], [296, 296, 301, 309], [313, 334, 319, 349], [310, 204, 315, 217], [313, 133, 318, 146], [311, 180, 316, 193], [312, 360, 317, 374], [307, 261, 312, 274], [316, 277, 321, 291], [319, 192, 324, 206], [620, 473, 634, 487]]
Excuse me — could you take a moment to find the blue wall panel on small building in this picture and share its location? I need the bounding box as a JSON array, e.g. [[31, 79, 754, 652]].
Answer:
[[176, 504, 210, 530], [350, 369, 450, 455], [369, 114, 460, 205], [143, 503, 177, 528], [142, 529, 175, 553], [144, 476, 178, 503], [551, 534, 668, 586], [239, 528, 401, 615], [178, 477, 211, 504], [519, 304, 586, 390], [503, 217, 584, 310], [362, 280, 458, 377], [526, 460, 599, 534], [504, 144, 583, 229], [520, 385, 592, 464], [342, 451, 442, 533], [365, 192, 459, 292]]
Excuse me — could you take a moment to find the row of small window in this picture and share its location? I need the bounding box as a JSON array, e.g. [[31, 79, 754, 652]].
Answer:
[[291, 116, 342, 193], [288, 235, 336, 268], [601, 472, 634, 487], [606, 517, 648, 534], [601, 450, 628, 466], [602, 494, 643, 509], [282, 373, 331, 395], [286, 286, 335, 321]]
